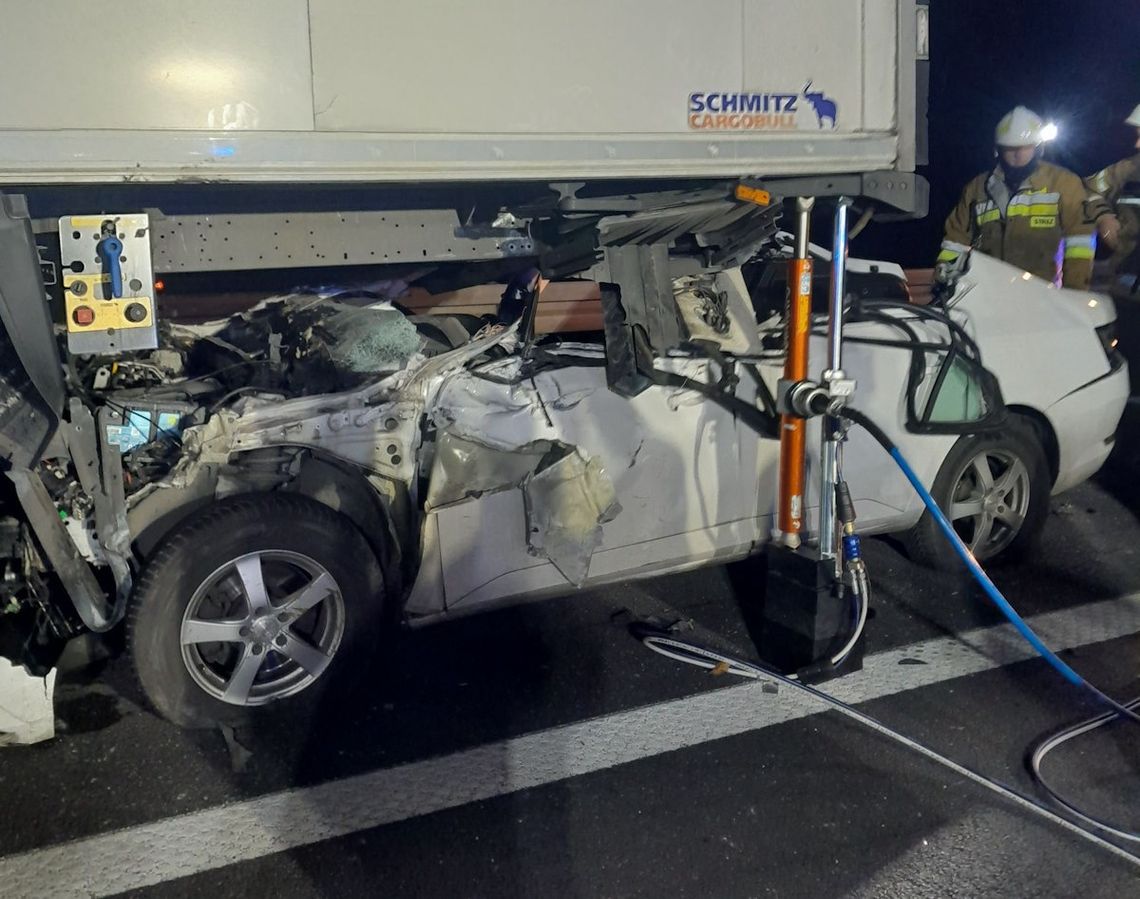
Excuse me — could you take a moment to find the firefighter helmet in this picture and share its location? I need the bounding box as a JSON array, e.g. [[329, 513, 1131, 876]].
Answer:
[[995, 106, 1046, 147]]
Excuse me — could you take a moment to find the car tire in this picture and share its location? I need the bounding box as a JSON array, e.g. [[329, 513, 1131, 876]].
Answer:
[[904, 417, 1050, 571], [128, 493, 385, 729]]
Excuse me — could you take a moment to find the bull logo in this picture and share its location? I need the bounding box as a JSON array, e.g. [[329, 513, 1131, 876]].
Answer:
[[802, 82, 837, 129]]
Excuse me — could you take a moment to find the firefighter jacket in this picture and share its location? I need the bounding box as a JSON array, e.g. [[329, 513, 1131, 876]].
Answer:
[[1085, 154, 1140, 277], [938, 161, 1095, 289]]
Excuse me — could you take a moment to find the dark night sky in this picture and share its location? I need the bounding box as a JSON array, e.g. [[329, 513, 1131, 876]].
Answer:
[[859, 0, 1140, 266]]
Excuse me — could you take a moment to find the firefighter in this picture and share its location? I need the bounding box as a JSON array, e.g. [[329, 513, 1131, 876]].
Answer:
[[938, 106, 1096, 289], [1085, 105, 1140, 282]]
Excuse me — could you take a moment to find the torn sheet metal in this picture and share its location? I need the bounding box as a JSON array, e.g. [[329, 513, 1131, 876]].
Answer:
[[173, 397, 421, 486], [0, 659, 55, 746], [170, 324, 521, 489], [380, 323, 518, 406], [523, 449, 620, 586], [544, 373, 598, 411], [63, 516, 105, 564], [427, 354, 563, 453], [425, 433, 555, 510]]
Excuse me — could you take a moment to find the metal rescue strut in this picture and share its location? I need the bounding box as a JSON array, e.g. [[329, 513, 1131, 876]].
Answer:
[[759, 197, 867, 681], [818, 199, 857, 565], [775, 198, 813, 547]]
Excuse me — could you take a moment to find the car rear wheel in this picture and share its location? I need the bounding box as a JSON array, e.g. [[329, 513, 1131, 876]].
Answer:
[[128, 493, 385, 728], [905, 418, 1050, 570]]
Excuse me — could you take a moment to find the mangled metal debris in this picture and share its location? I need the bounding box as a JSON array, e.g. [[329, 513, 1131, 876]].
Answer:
[[5, 258, 633, 714], [169, 293, 421, 396], [425, 433, 621, 586], [72, 279, 628, 602], [523, 446, 620, 586], [425, 433, 553, 510], [166, 321, 521, 490]]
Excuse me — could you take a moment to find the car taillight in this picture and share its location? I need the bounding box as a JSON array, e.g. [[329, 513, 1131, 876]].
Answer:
[[1095, 322, 1125, 372]]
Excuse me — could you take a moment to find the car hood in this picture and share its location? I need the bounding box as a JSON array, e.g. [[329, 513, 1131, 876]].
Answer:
[[951, 252, 1116, 329], [944, 252, 1115, 409]]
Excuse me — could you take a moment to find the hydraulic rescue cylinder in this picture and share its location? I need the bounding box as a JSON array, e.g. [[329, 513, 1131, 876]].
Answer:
[[777, 197, 814, 543], [760, 197, 864, 680], [819, 197, 851, 561]]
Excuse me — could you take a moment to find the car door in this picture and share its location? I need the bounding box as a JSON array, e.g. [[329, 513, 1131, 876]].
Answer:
[[415, 300, 773, 615], [530, 350, 771, 578]]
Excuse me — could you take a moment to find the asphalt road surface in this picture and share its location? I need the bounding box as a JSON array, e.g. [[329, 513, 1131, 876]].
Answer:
[[3, 418, 1140, 897]]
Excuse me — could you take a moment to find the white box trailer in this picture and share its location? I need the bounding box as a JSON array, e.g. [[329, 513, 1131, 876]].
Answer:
[[0, 1, 932, 737], [0, 0, 924, 195]]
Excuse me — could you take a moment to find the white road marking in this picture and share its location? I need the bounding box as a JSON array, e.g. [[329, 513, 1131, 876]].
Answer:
[[3, 596, 1140, 897]]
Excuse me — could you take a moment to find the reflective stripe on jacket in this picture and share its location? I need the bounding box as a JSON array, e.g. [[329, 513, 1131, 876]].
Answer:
[[939, 161, 1095, 289]]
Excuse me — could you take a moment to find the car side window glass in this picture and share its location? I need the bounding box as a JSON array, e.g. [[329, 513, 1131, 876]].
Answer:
[[925, 355, 987, 423]]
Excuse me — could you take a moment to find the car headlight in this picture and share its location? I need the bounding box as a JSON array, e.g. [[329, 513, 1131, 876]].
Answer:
[[1095, 321, 1125, 372]]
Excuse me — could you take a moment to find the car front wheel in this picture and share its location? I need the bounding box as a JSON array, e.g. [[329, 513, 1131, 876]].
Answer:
[[905, 418, 1050, 570], [128, 493, 385, 728]]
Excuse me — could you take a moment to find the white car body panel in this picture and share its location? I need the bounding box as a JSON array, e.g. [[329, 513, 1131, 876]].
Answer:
[[414, 354, 766, 613], [951, 255, 1113, 414], [946, 253, 1125, 495], [231, 249, 1122, 625], [408, 249, 1121, 619], [1048, 372, 1128, 493], [828, 253, 1126, 528]]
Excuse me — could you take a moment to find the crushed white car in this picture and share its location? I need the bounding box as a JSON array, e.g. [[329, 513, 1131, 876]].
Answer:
[[0, 214, 1126, 729]]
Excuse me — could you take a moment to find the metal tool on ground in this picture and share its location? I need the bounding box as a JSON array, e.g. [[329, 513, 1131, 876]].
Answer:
[[631, 621, 1140, 867]]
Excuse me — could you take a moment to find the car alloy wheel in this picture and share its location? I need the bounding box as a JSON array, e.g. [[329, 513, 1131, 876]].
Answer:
[[946, 448, 1032, 560], [179, 550, 346, 706]]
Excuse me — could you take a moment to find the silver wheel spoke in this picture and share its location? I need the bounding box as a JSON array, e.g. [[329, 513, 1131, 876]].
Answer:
[[996, 506, 1025, 530], [993, 459, 1027, 498], [182, 549, 345, 707], [971, 456, 994, 491], [181, 619, 245, 645], [278, 572, 337, 620], [278, 632, 332, 678], [234, 555, 270, 612], [223, 646, 266, 703], [969, 511, 996, 552], [950, 499, 984, 521]]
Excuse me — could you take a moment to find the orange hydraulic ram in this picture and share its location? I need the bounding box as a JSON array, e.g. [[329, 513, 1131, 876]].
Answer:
[[777, 197, 815, 542]]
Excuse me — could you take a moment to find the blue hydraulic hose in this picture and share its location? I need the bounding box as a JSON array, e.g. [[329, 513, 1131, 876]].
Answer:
[[841, 407, 1140, 724]]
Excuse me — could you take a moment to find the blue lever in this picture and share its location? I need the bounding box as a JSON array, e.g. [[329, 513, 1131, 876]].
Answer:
[[98, 236, 123, 298]]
